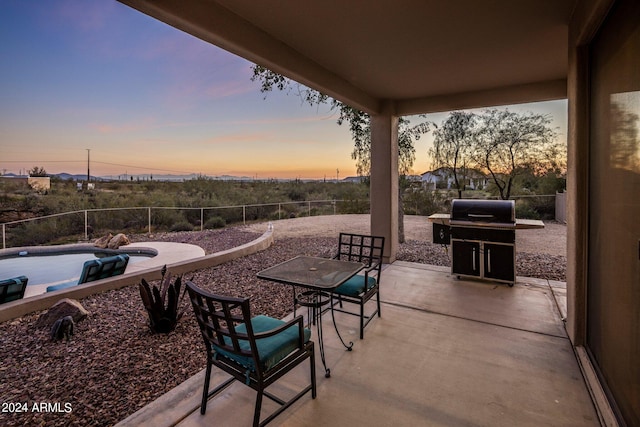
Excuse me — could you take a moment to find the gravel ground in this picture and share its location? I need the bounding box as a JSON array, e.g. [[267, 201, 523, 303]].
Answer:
[[0, 216, 566, 427]]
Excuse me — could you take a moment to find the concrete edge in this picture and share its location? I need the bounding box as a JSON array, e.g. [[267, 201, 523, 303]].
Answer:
[[113, 367, 244, 427], [390, 261, 450, 273], [574, 346, 620, 427], [114, 368, 208, 427], [0, 228, 274, 323]]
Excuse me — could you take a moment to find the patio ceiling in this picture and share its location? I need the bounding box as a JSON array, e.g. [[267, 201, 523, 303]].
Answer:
[[118, 0, 576, 115]]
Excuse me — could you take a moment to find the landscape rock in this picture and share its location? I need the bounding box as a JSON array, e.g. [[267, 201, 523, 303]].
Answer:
[[94, 233, 113, 248], [50, 315, 75, 341], [107, 233, 130, 249], [35, 298, 90, 329]]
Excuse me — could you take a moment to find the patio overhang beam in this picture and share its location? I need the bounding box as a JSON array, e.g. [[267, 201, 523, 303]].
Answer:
[[395, 78, 568, 116]]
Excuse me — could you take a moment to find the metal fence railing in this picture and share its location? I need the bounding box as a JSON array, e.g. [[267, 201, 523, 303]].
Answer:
[[0, 199, 357, 250], [0, 194, 559, 250]]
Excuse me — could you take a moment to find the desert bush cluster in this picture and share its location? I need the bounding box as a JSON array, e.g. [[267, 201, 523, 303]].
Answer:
[[0, 176, 557, 248]]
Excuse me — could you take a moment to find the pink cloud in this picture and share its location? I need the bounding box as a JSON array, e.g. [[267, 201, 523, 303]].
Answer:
[[198, 132, 270, 145], [205, 80, 254, 99], [49, 0, 117, 33], [224, 113, 337, 126]]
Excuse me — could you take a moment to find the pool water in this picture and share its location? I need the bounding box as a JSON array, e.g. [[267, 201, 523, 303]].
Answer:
[[0, 252, 152, 287]]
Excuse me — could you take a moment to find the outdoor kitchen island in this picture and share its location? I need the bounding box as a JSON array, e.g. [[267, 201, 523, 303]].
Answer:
[[428, 200, 545, 286]]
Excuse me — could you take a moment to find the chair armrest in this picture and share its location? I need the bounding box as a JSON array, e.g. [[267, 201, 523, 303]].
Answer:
[[364, 262, 379, 273], [364, 258, 382, 276], [253, 315, 307, 347]]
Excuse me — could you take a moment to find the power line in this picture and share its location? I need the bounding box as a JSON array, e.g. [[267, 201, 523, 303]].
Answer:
[[1, 160, 195, 175], [92, 161, 194, 174]]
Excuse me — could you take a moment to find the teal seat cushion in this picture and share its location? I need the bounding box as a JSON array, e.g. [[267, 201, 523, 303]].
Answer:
[[213, 315, 311, 372], [334, 275, 377, 297]]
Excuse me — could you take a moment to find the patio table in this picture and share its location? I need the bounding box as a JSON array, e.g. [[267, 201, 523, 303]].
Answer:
[[257, 255, 364, 377]]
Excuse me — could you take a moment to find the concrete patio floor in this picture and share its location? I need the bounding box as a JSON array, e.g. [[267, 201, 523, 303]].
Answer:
[[117, 262, 599, 427]]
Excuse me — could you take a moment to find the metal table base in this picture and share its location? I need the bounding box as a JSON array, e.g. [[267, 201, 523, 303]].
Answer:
[[295, 290, 353, 378]]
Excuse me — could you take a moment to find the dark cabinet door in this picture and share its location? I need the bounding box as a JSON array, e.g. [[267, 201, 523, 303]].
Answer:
[[484, 243, 514, 282], [452, 240, 480, 277]]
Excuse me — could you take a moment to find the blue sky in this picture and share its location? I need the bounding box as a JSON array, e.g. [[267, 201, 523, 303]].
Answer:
[[0, 0, 567, 180]]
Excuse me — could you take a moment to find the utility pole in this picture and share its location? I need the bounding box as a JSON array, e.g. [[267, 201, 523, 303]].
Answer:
[[86, 149, 91, 183], [336, 168, 339, 183]]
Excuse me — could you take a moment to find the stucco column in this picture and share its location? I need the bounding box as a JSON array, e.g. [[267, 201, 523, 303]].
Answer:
[[566, 43, 589, 346], [370, 102, 399, 262]]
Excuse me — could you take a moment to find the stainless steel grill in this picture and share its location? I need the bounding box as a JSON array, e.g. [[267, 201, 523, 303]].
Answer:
[[449, 199, 516, 286]]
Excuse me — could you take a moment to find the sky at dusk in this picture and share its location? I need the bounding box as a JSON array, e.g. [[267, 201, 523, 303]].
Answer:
[[0, 1, 567, 180]]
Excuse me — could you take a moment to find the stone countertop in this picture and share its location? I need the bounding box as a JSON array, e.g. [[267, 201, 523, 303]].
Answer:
[[427, 213, 545, 229]]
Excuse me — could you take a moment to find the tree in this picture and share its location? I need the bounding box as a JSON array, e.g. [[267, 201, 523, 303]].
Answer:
[[471, 109, 561, 200], [429, 109, 562, 200], [429, 111, 476, 198], [251, 65, 432, 242], [28, 166, 48, 177], [610, 101, 639, 171]]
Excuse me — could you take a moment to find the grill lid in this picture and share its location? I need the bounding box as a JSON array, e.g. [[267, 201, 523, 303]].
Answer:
[[450, 199, 515, 226]]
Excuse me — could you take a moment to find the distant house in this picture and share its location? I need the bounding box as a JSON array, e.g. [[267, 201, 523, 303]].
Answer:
[[421, 168, 488, 191], [403, 174, 423, 183], [0, 175, 50, 192], [28, 176, 51, 191], [342, 176, 367, 183], [420, 168, 447, 190]]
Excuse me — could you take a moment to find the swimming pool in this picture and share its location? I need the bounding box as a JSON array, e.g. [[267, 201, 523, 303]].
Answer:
[[0, 249, 155, 288]]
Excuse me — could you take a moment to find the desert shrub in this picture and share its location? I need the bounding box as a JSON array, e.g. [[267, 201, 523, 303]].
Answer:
[[182, 208, 202, 225], [525, 196, 555, 220], [152, 209, 186, 231], [204, 216, 226, 229], [338, 198, 369, 214], [287, 187, 306, 201], [515, 200, 541, 220], [403, 188, 450, 216], [9, 218, 77, 246], [211, 206, 245, 225], [170, 221, 194, 232], [279, 203, 301, 218], [269, 210, 285, 220], [312, 204, 335, 216]]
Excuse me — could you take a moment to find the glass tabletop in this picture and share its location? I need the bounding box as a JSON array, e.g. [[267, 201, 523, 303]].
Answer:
[[257, 256, 364, 290]]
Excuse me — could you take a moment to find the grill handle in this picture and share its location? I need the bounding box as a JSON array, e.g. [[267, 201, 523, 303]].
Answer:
[[472, 247, 476, 271], [468, 214, 494, 219]]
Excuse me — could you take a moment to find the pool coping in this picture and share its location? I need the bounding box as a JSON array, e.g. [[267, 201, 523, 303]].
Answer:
[[0, 227, 273, 323], [0, 243, 159, 258]]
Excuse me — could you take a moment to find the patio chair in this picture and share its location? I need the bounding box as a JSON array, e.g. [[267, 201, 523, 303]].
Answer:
[[186, 281, 316, 427], [0, 276, 28, 304], [332, 232, 385, 339], [46, 254, 130, 292]]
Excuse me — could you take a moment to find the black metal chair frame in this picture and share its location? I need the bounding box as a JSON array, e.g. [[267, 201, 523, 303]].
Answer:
[[0, 276, 28, 304], [186, 281, 316, 427], [331, 233, 385, 339]]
